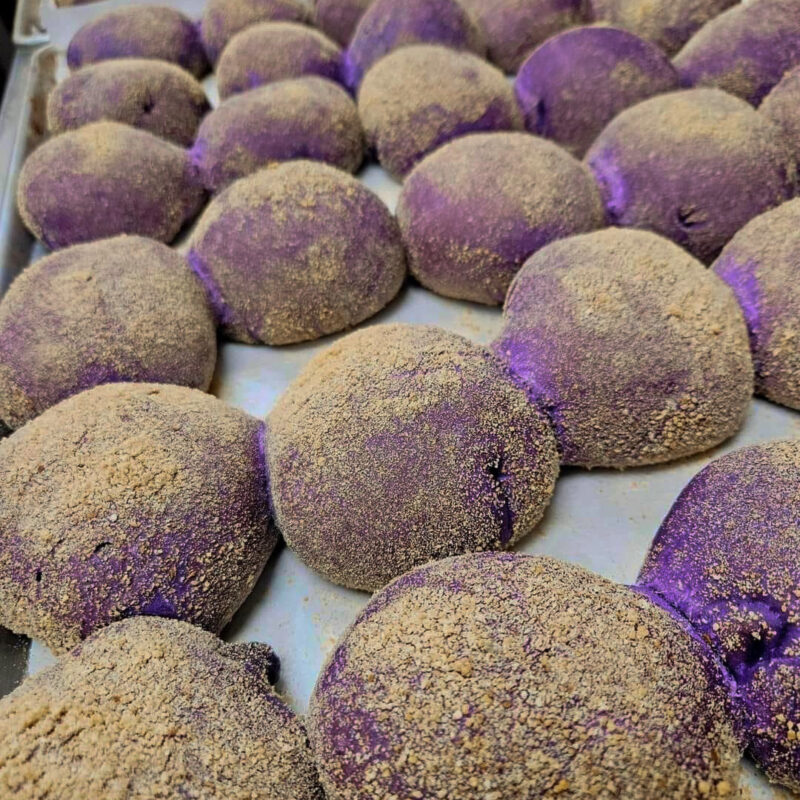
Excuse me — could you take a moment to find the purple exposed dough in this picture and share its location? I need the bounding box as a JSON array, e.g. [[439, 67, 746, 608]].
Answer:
[[760, 65, 800, 169], [313, 0, 373, 46]]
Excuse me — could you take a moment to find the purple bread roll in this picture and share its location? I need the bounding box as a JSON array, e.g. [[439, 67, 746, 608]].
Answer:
[[397, 132, 604, 305], [760, 66, 800, 168], [711, 200, 800, 410], [17, 121, 205, 250], [638, 441, 800, 791], [515, 25, 679, 157], [674, 0, 800, 105], [343, 0, 485, 90], [309, 553, 742, 799], [492, 228, 754, 469], [358, 45, 522, 178], [0, 382, 276, 654], [67, 5, 208, 79], [187, 161, 405, 345], [217, 22, 342, 99], [0, 618, 322, 799], [459, 0, 587, 73], [268, 325, 559, 591], [589, 0, 737, 56], [313, 0, 373, 46], [586, 88, 795, 263], [47, 59, 209, 147], [191, 77, 363, 193], [0, 236, 216, 430]]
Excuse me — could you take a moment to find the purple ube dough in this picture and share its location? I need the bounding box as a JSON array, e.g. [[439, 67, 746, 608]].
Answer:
[[67, 5, 209, 79], [313, 0, 373, 46], [586, 88, 796, 263], [397, 132, 604, 305], [17, 121, 205, 250], [192, 77, 363, 193], [760, 66, 800, 169], [342, 0, 485, 90], [638, 440, 800, 792], [216, 22, 342, 99], [515, 25, 679, 158], [674, 0, 800, 105]]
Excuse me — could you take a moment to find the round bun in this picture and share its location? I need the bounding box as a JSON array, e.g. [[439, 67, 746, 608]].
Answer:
[[268, 324, 559, 591], [515, 25, 679, 157], [343, 0, 485, 90], [192, 77, 363, 193], [309, 552, 741, 800], [67, 6, 208, 78], [358, 45, 522, 178], [760, 65, 800, 169], [0, 236, 216, 430], [0, 383, 275, 654], [47, 58, 209, 147], [492, 228, 753, 469], [217, 22, 342, 100], [397, 132, 603, 305], [586, 88, 795, 263], [187, 161, 405, 345], [0, 617, 321, 799], [17, 121, 205, 250], [313, 0, 372, 45], [639, 440, 800, 792]]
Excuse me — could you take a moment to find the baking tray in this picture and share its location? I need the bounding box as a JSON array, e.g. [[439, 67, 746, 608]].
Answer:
[[1, 43, 798, 800]]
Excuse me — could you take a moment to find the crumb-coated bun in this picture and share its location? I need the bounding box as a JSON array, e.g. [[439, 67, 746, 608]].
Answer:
[[17, 121, 205, 250], [397, 132, 604, 305], [314, 0, 373, 46], [0, 617, 322, 799], [711, 200, 800, 410], [492, 228, 754, 469], [343, 0, 485, 90], [760, 66, 800, 168], [639, 440, 800, 792], [187, 161, 405, 345], [459, 0, 587, 73], [47, 59, 209, 147], [217, 22, 342, 99], [192, 77, 363, 193], [201, 0, 309, 64], [586, 88, 795, 263], [674, 0, 800, 105], [0, 236, 216, 430], [358, 45, 522, 178], [515, 26, 679, 157], [309, 552, 742, 800], [0, 383, 276, 655], [67, 5, 208, 78], [268, 325, 559, 591], [589, 0, 737, 55]]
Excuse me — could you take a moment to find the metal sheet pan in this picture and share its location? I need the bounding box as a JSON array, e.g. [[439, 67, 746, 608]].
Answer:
[[0, 42, 797, 800]]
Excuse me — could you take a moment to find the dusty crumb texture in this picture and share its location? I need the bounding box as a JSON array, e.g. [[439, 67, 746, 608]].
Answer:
[[67, 5, 209, 78], [358, 45, 522, 178], [0, 617, 322, 799], [760, 66, 800, 169], [201, 0, 309, 64], [639, 440, 800, 792], [459, 0, 587, 73], [47, 59, 210, 147], [309, 552, 743, 799], [268, 325, 559, 591], [314, 0, 373, 45], [187, 161, 405, 345], [342, 0, 485, 89], [674, 0, 800, 104], [17, 121, 205, 250], [217, 22, 342, 99], [586, 88, 795, 264], [493, 228, 753, 469], [397, 132, 604, 305], [0, 382, 276, 655], [590, 0, 736, 55], [0, 236, 216, 430], [191, 77, 363, 193], [515, 25, 679, 157], [711, 200, 800, 410]]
